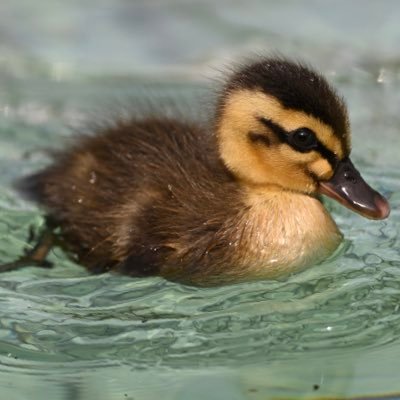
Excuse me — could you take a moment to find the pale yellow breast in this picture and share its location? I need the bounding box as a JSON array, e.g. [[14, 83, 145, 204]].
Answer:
[[233, 189, 342, 280]]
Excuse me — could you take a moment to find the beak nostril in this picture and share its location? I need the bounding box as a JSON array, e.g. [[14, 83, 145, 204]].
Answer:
[[343, 171, 357, 183]]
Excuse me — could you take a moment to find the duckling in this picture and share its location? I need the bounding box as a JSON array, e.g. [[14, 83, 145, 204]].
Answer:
[[9, 57, 390, 286]]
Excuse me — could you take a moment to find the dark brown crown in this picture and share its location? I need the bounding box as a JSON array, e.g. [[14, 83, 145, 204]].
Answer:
[[222, 57, 350, 146]]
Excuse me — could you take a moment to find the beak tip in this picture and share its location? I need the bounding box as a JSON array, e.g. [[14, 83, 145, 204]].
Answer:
[[373, 195, 391, 220]]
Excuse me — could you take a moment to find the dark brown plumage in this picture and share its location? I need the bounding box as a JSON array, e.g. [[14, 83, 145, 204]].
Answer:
[[21, 117, 247, 285]]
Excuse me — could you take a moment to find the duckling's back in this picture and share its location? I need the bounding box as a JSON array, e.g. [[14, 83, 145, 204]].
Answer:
[[20, 117, 241, 282]]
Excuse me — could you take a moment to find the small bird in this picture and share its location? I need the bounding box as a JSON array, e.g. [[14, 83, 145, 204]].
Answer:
[[4, 57, 390, 286]]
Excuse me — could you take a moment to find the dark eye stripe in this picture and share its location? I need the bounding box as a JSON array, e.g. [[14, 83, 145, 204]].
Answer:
[[315, 143, 338, 168], [258, 117, 338, 168], [258, 117, 288, 142], [248, 131, 271, 146]]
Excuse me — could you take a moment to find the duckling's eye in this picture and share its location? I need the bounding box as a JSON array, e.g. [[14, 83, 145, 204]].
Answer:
[[289, 128, 318, 151]]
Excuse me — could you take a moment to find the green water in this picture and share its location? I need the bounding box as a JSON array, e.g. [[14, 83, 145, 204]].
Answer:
[[1, 1, 400, 399]]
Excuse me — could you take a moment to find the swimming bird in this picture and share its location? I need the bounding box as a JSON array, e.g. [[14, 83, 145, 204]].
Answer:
[[7, 57, 390, 286]]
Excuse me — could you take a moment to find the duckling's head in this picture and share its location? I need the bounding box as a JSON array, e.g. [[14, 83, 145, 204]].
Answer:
[[216, 57, 390, 219]]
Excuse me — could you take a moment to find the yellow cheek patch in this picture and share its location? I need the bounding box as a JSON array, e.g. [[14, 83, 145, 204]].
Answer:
[[308, 158, 333, 180], [279, 145, 319, 165], [218, 90, 265, 139]]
